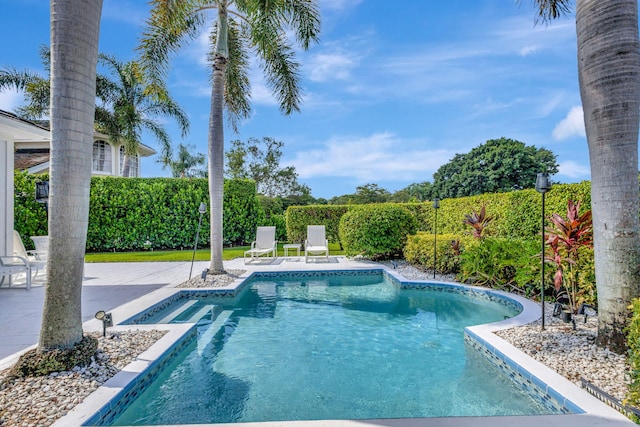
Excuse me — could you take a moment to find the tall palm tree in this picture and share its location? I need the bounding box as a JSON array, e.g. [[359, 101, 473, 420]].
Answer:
[[139, 0, 320, 273], [96, 55, 189, 177], [534, 0, 640, 351], [41, 0, 103, 350]]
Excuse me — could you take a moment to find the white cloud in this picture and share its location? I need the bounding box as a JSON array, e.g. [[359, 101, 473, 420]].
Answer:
[[552, 106, 586, 140], [519, 45, 539, 57], [558, 160, 590, 178], [307, 53, 356, 82], [287, 132, 452, 182], [0, 90, 22, 112]]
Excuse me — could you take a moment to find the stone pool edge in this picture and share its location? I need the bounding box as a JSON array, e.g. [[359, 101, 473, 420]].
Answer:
[[54, 266, 634, 427]]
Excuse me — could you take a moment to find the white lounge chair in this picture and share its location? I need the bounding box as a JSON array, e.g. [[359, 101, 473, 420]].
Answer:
[[13, 230, 46, 279], [244, 226, 277, 264], [305, 225, 329, 262], [30, 235, 49, 262], [0, 256, 32, 290]]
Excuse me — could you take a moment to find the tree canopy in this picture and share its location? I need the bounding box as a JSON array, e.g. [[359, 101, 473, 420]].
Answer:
[[430, 137, 558, 198], [225, 136, 309, 198]]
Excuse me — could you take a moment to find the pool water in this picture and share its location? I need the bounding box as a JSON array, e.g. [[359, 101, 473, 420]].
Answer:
[[110, 272, 561, 425]]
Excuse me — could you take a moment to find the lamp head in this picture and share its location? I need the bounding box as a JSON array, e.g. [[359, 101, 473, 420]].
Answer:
[[35, 181, 49, 203], [535, 173, 552, 194], [433, 198, 440, 209], [198, 202, 207, 214], [95, 310, 106, 320]]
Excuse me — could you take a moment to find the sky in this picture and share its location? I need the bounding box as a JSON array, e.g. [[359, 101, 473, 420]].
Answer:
[[0, 1, 594, 199]]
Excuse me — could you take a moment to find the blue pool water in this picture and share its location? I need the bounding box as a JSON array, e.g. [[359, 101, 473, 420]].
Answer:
[[108, 271, 564, 425]]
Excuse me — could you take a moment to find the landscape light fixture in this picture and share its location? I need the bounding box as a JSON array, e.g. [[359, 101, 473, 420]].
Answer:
[[35, 181, 49, 216], [535, 173, 552, 330], [95, 310, 113, 337], [189, 202, 207, 280], [432, 198, 440, 280]]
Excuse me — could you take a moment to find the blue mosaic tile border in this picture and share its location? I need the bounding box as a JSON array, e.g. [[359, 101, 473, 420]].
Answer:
[[464, 330, 584, 415], [83, 326, 198, 426], [395, 278, 523, 314]]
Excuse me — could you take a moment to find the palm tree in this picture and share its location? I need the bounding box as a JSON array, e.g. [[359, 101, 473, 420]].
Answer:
[[139, 0, 320, 273], [96, 55, 189, 177], [533, 0, 640, 351], [160, 142, 207, 178], [41, 0, 103, 351], [1, 51, 189, 177], [0, 45, 51, 119]]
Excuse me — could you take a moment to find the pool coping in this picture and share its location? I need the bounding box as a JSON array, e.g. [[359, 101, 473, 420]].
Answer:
[[53, 264, 634, 427]]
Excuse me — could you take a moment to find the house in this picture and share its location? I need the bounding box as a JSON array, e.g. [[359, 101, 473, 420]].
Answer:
[[6, 111, 157, 177], [0, 109, 157, 257]]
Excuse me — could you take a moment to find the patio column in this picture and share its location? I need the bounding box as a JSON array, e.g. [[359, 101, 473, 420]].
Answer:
[[0, 137, 13, 257]]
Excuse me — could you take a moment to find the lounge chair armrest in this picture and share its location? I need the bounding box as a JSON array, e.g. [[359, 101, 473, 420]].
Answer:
[[0, 256, 29, 267]]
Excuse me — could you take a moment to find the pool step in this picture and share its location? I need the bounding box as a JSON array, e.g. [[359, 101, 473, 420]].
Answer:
[[198, 310, 233, 355], [156, 299, 198, 324], [182, 304, 218, 324]]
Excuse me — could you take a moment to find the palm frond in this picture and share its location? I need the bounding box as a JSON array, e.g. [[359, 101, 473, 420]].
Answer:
[[222, 19, 251, 131], [138, 0, 207, 86], [527, 0, 572, 24]]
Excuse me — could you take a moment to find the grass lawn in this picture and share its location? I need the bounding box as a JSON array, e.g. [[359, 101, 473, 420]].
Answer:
[[84, 243, 344, 263]]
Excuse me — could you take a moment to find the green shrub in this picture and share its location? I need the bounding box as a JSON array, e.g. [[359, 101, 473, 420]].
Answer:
[[14, 171, 49, 250], [458, 237, 540, 296], [404, 232, 472, 274], [627, 298, 640, 409], [339, 204, 417, 259]]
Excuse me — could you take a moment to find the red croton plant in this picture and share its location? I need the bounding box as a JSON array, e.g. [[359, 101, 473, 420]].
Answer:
[[545, 199, 593, 313], [462, 205, 494, 240]]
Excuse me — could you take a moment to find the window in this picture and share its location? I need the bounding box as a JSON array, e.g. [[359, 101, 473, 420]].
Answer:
[[119, 146, 140, 177], [92, 140, 112, 173]]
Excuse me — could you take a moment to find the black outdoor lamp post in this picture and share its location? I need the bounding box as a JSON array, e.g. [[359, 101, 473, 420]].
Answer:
[[433, 198, 440, 280], [35, 181, 49, 217], [189, 202, 207, 280], [535, 173, 552, 330]]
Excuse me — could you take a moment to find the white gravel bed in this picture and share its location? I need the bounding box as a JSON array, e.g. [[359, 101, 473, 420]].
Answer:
[[176, 269, 246, 288], [0, 261, 631, 426], [0, 330, 166, 427]]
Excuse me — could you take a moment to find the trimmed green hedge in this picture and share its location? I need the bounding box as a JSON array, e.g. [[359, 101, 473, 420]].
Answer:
[[285, 205, 349, 244], [14, 172, 264, 251], [286, 181, 593, 244], [339, 204, 417, 259]]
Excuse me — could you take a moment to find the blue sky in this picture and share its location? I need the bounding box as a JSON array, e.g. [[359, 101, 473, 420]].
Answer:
[[0, 1, 590, 199]]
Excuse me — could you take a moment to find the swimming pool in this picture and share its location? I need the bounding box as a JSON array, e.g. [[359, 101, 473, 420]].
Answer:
[[92, 270, 574, 425]]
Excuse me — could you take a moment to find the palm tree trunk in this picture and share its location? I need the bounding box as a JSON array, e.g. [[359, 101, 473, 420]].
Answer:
[[207, 7, 229, 274], [40, 0, 102, 350], [208, 54, 226, 274], [577, 0, 640, 352]]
